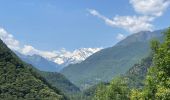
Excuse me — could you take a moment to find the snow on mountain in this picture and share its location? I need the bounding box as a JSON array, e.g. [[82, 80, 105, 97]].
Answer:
[[48, 48, 102, 66], [17, 47, 102, 67]]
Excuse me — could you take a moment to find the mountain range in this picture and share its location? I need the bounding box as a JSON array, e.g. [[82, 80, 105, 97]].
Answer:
[[10, 28, 165, 91], [61, 29, 165, 89], [15, 52, 62, 72], [14, 48, 102, 72]]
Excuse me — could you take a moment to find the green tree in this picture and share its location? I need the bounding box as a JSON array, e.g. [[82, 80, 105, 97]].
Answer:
[[93, 83, 107, 100], [131, 28, 170, 100], [107, 78, 130, 100], [93, 77, 130, 100]]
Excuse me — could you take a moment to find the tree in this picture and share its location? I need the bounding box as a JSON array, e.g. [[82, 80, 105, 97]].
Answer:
[[131, 28, 170, 100], [93, 77, 130, 100]]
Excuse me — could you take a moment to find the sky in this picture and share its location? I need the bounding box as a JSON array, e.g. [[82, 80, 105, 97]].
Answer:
[[0, 0, 170, 58]]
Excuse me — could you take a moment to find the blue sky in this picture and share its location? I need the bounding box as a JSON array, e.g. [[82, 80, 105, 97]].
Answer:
[[0, 0, 170, 53]]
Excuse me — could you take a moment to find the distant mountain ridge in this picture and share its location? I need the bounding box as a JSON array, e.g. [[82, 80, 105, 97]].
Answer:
[[116, 30, 163, 46], [15, 51, 62, 72], [61, 29, 165, 89]]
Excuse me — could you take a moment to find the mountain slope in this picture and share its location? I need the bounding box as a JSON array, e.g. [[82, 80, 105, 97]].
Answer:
[[0, 39, 66, 100], [15, 52, 80, 95], [39, 71, 80, 95], [61, 30, 164, 89], [125, 56, 153, 88], [15, 52, 62, 72]]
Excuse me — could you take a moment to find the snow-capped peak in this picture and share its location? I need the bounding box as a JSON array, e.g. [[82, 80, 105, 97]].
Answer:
[[49, 48, 102, 66]]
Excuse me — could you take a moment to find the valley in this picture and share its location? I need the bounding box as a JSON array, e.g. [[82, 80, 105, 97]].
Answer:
[[0, 0, 170, 99], [1, 28, 169, 100]]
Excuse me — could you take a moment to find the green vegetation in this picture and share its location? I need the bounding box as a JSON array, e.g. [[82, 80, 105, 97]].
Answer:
[[93, 77, 130, 100], [125, 56, 153, 88], [39, 71, 80, 95], [67, 82, 108, 100], [131, 28, 170, 99], [0, 39, 66, 100], [15, 48, 81, 97], [89, 55, 153, 100], [93, 28, 170, 100], [61, 30, 164, 89]]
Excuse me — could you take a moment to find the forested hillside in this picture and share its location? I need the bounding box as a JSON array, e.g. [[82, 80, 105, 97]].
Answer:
[[93, 28, 170, 100], [125, 56, 153, 88], [39, 71, 80, 95], [81, 55, 153, 100], [130, 28, 170, 99], [0, 39, 67, 100], [61, 30, 164, 89]]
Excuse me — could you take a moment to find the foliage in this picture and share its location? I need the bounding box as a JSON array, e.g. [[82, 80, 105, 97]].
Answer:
[[0, 39, 66, 100], [66, 83, 108, 100], [125, 55, 153, 88], [93, 77, 130, 100], [130, 28, 170, 99], [16, 50, 80, 98], [39, 71, 80, 95]]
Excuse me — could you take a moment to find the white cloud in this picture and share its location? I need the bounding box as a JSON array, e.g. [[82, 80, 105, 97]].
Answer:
[[130, 0, 170, 16], [21, 45, 38, 55], [88, 9, 154, 33], [0, 27, 63, 59], [116, 33, 126, 41], [111, 16, 154, 33], [0, 28, 20, 50], [21, 45, 58, 58], [88, 0, 170, 34], [88, 9, 100, 16]]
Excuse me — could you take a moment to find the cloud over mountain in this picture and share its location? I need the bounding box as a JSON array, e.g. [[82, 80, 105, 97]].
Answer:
[[0, 28, 20, 50], [0, 27, 102, 65]]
